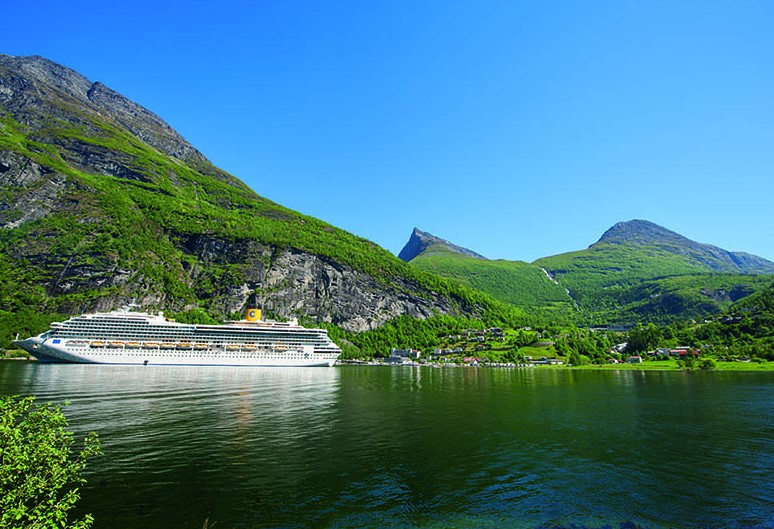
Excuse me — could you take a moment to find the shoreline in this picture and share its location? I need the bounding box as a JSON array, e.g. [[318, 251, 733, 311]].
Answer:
[[339, 359, 774, 371], [3, 356, 772, 371]]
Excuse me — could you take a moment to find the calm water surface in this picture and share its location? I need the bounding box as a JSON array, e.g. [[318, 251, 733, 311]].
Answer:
[[1, 362, 772, 529]]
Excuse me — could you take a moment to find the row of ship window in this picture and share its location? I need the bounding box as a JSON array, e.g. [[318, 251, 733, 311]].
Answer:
[[65, 330, 318, 339], [59, 334, 319, 344], [91, 352, 312, 358], [68, 322, 316, 332], [60, 331, 318, 340], [74, 342, 317, 348]]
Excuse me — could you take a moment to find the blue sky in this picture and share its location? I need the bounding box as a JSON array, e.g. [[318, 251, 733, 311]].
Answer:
[[5, 1, 774, 261]]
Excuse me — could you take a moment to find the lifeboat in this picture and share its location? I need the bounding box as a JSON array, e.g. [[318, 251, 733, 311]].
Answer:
[[144, 342, 161, 348], [125, 342, 141, 348], [108, 341, 124, 348], [193, 343, 208, 350], [160, 343, 175, 349], [242, 344, 257, 351], [225, 344, 241, 350], [176, 343, 192, 349], [90, 341, 105, 347]]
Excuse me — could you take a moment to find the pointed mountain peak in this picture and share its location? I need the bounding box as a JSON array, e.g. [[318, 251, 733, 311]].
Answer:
[[595, 219, 689, 246], [0, 54, 209, 169], [398, 228, 487, 262]]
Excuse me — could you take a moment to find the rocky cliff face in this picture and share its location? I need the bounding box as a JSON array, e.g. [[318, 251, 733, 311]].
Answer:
[[177, 236, 456, 332], [0, 151, 68, 228], [0, 55, 486, 334]]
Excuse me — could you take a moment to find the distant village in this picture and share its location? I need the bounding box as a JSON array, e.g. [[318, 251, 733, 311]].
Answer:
[[607, 343, 702, 365], [340, 325, 706, 368]]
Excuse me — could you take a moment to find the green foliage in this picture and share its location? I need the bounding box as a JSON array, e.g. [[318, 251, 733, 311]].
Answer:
[[732, 281, 774, 313], [698, 357, 717, 370], [0, 309, 70, 352], [536, 243, 773, 325], [536, 243, 705, 317], [569, 351, 591, 366], [168, 308, 222, 325], [626, 323, 662, 353], [628, 284, 774, 363], [339, 315, 487, 358], [317, 308, 535, 359], [411, 247, 573, 310], [0, 396, 101, 529], [620, 274, 773, 323], [554, 328, 615, 364]]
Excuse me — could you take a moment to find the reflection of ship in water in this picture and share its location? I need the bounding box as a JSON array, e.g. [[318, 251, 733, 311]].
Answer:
[[14, 307, 340, 367], [20, 361, 343, 512], [223, 366, 342, 458], [27, 363, 342, 438]]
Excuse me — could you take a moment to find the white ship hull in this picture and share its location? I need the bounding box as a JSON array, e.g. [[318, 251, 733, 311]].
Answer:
[[16, 336, 338, 367]]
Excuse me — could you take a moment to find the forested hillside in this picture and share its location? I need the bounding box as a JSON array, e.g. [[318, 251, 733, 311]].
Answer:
[[535, 243, 773, 324], [399, 221, 774, 327], [533, 221, 774, 325], [410, 245, 574, 319], [0, 54, 526, 349]]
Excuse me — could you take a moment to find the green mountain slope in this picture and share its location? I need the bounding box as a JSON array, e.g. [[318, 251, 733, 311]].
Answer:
[[535, 243, 707, 311], [614, 273, 774, 323], [0, 55, 526, 348], [535, 221, 774, 324], [399, 222, 774, 325], [410, 245, 574, 317], [665, 283, 774, 362], [731, 282, 774, 314]]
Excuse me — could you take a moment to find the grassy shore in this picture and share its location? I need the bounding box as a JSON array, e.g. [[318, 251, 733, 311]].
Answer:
[[710, 361, 774, 372], [570, 360, 774, 371]]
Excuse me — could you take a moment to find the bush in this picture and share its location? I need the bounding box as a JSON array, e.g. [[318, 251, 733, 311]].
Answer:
[[699, 358, 717, 370], [0, 395, 101, 529]]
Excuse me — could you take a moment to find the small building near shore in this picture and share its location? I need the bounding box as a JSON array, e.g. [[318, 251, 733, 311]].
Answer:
[[390, 348, 421, 360]]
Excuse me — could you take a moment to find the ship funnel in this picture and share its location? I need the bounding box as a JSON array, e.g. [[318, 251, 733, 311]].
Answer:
[[245, 308, 262, 322]]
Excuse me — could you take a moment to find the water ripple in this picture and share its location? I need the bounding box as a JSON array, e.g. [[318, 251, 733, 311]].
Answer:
[[1, 363, 772, 529]]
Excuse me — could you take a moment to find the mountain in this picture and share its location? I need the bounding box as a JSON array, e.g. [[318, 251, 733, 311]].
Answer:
[[596, 220, 774, 274], [535, 220, 774, 324], [400, 221, 774, 326], [409, 246, 574, 318], [398, 228, 486, 262], [398, 229, 574, 319], [0, 54, 524, 346], [732, 282, 774, 314]]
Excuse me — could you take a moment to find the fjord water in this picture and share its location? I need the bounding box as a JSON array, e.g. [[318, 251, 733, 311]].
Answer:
[[1, 363, 772, 529]]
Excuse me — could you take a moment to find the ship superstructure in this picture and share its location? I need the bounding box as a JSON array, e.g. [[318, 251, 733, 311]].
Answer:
[[14, 308, 341, 367]]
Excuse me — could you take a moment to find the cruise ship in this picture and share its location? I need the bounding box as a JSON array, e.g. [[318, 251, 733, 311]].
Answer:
[[13, 308, 341, 367]]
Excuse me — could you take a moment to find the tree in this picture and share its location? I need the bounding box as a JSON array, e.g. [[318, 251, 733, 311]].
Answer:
[[699, 358, 717, 370], [625, 323, 662, 353], [1, 396, 101, 529]]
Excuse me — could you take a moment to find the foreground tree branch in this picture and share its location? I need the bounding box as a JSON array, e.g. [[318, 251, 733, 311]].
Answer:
[[1, 395, 101, 529]]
